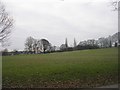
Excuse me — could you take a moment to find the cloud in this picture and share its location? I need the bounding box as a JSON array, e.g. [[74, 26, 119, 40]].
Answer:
[[2, 0, 117, 50]]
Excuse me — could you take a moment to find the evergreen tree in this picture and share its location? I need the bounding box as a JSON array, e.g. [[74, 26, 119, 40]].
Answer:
[[65, 38, 68, 48], [74, 38, 77, 47]]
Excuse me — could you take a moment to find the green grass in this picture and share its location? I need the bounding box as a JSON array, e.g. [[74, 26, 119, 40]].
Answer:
[[2, 48, 118, 88]]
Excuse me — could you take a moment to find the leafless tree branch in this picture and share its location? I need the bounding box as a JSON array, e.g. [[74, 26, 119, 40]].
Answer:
[[0, 1, 13, 46], [111, 0, 120, 11]]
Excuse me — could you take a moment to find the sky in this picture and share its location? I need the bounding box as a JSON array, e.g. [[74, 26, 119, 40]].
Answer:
[[1, 0, 118, 51]]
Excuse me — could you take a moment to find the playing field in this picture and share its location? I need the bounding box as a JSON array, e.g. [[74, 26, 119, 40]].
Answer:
[[2, 48, 118, 88]]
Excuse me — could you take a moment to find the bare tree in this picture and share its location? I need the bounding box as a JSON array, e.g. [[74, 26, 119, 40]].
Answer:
[[25, 36, 34, 53], [2, 48, 8, 52], [110, 0, 120, 11], [2, 48, 8, 55], [33, 39, 38, 53], [0, 2, 13, 44]]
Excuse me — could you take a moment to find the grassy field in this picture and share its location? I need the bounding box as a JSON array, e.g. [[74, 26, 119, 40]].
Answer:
[[2, 48, 118, 88]]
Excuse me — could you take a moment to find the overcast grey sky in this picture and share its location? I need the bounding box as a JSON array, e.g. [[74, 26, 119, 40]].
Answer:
[[1, 0, 118, 51]]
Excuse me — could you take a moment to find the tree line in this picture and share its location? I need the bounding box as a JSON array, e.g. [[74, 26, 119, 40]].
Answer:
[[2, 32, 119, 56], [60, 32, 119, 52]]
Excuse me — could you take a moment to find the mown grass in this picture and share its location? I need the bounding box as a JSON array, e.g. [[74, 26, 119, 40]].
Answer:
[[2, 48, 118, 88]]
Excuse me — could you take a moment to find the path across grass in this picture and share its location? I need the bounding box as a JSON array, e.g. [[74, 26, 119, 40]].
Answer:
[[2, 48, 118, 88]]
